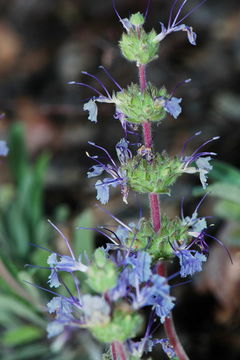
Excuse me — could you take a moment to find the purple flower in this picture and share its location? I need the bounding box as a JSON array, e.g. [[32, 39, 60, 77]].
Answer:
[[87, 139, 131, 204], [125, 251, 152, 286], [0, 140, 9, 156], [181, 136, 219, 189], [47, 253, 88, 288], [131, 274, 175, 323], [175, 249, 207, 277], [154, 0, 207, 45], [46, 296, 78, 338], [156, 96, 182, 119], [69, 67, 122, 124], [159, 338, 176, 359]]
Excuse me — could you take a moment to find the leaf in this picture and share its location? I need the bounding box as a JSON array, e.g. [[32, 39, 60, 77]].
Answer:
[[2, 344, 48, 360], [7, 122, 29, 187], [208, 160, 240, 186], [214, 200, 240, 221], [73, 209, 95, 258], [2, 325, 44, 346], [193, 183, 240, 204], [0, 295, 45, 327], [29, 152, 50, 227], [206, 183, 240, 204], [6, 204, 29, 257]]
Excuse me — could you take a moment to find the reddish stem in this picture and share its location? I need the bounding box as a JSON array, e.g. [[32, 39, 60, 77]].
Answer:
[[111, 343, 118, 360], [111, 342, 127, 360], [139, 63, 189, 360]]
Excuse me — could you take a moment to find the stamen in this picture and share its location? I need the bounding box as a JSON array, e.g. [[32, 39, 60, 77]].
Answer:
[[99, 227, 122, 245], [174, 0, 207, 26], [82, 71, 112, 99], [171, 279, 192, 287], [205, 233, 233, 264], [170, 78, 191, 97], [180, 196, 185, 219], [30, 243, 53, 253], [95, 203, 133, 232], [88, 141, 117, 167], [184, 151, 216, 167], [68, 81, 104, 97], [144, 0, 151, 20], [190, 136, 219, 158], [76, 226, 119, 245], [112, 0, 122, 21], [194, 192, 209, 214], [48, 220, 76, 260], [23, 280, 67, 299], [25, 264, 52, 270], [181, 131, 201, 156], [168, 0, 181, 28], [99, 66, 123, 91], [172, 0, 188, 27]]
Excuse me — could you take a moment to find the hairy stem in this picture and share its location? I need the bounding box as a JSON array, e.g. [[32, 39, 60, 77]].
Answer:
[[111, 342, 127, 360], [139, 63, 189, 360], [138, 64, 161, 233], [157, 264, 189, 360]]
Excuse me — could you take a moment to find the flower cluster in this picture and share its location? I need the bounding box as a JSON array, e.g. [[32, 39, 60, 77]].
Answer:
[[26, 1, 229, 359]]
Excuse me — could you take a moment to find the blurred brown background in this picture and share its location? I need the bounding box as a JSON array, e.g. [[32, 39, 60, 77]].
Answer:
[[0, 0, 239, 359]]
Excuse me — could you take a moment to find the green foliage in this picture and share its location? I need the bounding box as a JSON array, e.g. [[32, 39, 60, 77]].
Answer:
[[73, 209, 95, 258], [91, 308, 142, 343], [2, 325, 44, 346], [119, 28, 159, 65], [193, 160, 240, 222], [0, 122, 99, 359], [123, 151, 182, 194], [0, 122, 50, 260], [113, 83, 167, 124], [86, 248, 117, 293]]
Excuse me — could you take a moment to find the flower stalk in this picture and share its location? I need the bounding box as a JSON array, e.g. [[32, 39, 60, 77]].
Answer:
[[139, 63, 189, 359]]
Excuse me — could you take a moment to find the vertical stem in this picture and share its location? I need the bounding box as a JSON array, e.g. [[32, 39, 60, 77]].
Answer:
[[138, 64, 161, 233], [111, 343, 118, 360], [139, 63, 189, 360], [111, 342, 127, 360]]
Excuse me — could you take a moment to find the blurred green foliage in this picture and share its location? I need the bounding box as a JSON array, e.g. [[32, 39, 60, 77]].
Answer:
[[193, 160, 240, 245], [0, 123, 99, 359]]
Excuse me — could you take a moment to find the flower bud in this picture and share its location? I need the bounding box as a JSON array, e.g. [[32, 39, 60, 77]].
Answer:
[[119, 28, 159, 65], [129, 12, 145, 27]]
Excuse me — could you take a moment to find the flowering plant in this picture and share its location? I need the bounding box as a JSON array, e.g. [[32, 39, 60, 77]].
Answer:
[[26, 1, 231, 359]]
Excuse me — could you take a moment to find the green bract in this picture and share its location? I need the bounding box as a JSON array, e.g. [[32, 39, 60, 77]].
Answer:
[[129, 12, 145, 27], [119, 28, 159, 65], [126, 216, 189, 260], [86, 248, 117, 293], [91, 308, 142, 343], [113, 83, 167, 124], [122, 151, 183, 194]]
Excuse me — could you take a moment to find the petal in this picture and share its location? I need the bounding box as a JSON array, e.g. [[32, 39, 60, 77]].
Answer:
[[164, 97, 182, 119], [95, 179, 110, 204], [87, 165, 104, 178], [47, 321, 64, 338], [48, 269, 61, 288], [0, 140, 9, 156], [83, 99, 98, 123], [120, 18, 134, 32]]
